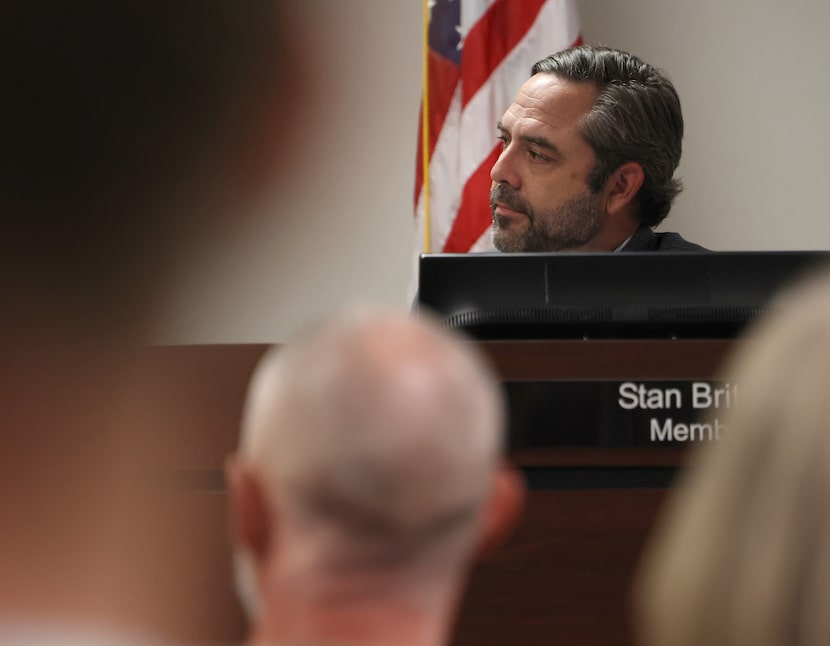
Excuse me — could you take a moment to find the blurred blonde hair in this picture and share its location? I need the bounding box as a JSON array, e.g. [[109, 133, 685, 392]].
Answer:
[[636, 268, 830, 646]]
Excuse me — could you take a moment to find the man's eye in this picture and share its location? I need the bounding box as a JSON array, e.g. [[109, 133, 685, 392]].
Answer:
[[528, 149, 547, 161], [497, 135, 509, 149]]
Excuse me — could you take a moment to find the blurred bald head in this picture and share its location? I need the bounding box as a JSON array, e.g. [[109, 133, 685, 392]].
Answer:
[[230, 310, 525, 646], [238, 309, 505, 574]]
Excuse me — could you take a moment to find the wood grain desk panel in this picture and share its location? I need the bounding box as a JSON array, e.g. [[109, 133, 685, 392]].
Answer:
[[479, 339, 737, 380]]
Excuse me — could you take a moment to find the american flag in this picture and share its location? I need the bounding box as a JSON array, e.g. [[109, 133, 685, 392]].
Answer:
[[413, 0, 581, 261]]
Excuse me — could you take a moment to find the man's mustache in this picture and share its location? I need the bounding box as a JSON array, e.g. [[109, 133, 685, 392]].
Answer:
[[490, 184, 532, 218]]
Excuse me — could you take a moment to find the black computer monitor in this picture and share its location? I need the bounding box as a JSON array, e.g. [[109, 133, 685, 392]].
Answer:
[[418, 251, 830, 339]]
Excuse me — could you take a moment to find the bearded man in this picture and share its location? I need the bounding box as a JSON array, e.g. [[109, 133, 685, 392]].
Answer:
[[491, 46, 704, 253]]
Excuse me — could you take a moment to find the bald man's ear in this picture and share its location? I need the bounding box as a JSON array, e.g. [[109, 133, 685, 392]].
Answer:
[[226, 455, 273, 563], [603, 161, 645, 217], [476, 464, 526, 559]]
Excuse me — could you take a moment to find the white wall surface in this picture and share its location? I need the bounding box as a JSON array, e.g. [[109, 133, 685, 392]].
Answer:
[[580, 0, 830, 252], [158, 0, 830, 343], [158, 0, 423, 343]]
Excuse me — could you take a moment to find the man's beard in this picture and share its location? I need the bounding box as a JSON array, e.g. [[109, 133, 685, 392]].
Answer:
[[490, 184, 604, 252]]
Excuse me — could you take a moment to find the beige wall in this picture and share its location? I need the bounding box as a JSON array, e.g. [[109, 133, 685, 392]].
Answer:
[[580, 0, 830, 252], [158, 0, 422, 343], [158, 0, 830, 343]]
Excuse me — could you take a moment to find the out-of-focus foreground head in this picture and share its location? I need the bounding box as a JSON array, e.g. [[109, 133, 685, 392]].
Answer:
[[0, 0, 290, 338], [228, 309, 524, 646], [0, 1, 293, 640], [636, 269, 830, 646]]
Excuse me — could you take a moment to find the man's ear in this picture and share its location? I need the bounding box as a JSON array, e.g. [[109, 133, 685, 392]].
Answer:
[[226, 454, 273, 562], [476, 464, 526, 559], [224, 25, 312, 206], [603, 161, 645, 217]]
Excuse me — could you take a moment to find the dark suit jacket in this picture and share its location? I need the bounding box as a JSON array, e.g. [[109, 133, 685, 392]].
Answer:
[[622, 225, 707, 251]]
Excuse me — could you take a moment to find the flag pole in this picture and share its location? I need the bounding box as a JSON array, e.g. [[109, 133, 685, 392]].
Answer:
[[421, 0, 432, 254]]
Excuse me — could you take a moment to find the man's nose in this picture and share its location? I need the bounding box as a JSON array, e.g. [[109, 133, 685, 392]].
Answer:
[[490, 145, 520, 189]]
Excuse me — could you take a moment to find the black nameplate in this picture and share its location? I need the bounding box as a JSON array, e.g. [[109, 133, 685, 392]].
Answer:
[[505, 380, 735, 449]]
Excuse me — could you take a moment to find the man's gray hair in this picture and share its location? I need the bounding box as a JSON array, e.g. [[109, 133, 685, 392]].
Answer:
[[532, 46, 683, 227]]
